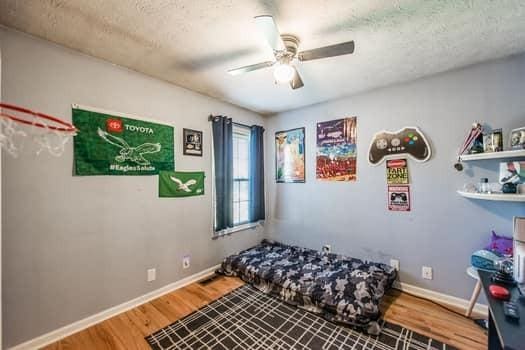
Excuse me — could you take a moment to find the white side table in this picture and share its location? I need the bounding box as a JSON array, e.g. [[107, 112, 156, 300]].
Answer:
[[465, 266, 482, 317]]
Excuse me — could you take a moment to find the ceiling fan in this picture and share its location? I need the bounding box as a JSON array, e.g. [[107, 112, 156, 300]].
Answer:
[[228, 15, 355, 90]]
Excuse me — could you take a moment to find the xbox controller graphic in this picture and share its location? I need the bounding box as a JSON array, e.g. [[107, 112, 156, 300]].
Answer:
[[390, 192, 408, 202], [368, 127, 431, 165]]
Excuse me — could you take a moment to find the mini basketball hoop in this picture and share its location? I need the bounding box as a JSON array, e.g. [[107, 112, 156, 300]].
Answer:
[[0, 103, 78, 157]]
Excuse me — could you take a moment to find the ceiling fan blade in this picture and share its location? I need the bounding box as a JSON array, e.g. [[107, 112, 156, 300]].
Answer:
[[228, 61, 275, 76], [290, 67, 304, 90], [298, 41, 355, 61], [254, 15, 286, 51]]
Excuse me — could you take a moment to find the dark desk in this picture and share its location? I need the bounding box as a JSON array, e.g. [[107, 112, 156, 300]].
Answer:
[[479, 270, 525, 350]]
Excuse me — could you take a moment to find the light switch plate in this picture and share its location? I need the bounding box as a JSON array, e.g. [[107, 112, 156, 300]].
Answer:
[[147, 268, 156, 282]]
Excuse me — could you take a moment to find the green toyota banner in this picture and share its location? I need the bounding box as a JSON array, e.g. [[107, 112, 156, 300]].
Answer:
[[73, 107, 174, 175], [159, 171, 205, 197]]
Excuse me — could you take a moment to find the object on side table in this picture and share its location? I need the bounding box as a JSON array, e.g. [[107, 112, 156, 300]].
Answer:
[[503, 301, 520, 321], [486, 230, 513, 256], [492, 258, 515, 285], [471, 250, 502, 271], [489, 284, 511, 300]]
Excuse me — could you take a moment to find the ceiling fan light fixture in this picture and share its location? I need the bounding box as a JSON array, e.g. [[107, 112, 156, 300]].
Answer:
[[227, 15, 353, 90], [273, 63, 295, 83]]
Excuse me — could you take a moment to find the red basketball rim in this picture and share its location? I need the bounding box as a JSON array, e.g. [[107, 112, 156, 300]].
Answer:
[[0, 103, 77, 133]]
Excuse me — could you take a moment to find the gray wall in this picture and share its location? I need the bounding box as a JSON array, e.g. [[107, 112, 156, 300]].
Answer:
[[265, 53, 525, 302], [0, 28, 265, 348]]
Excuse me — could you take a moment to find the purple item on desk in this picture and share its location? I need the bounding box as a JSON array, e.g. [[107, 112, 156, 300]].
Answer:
[[485, 231, 513, 256]]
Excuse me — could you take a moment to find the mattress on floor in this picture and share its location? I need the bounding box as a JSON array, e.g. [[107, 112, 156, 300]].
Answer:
[[217, 239, 397, 335]]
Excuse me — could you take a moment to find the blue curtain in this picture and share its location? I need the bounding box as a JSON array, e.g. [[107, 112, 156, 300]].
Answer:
[[211, 116, 233, 231], [249, 125, 265, 222]]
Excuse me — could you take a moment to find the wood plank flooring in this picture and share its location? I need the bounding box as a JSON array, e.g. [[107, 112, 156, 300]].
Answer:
[[381, 290, 486, 350], [43, 276, 486, 350]]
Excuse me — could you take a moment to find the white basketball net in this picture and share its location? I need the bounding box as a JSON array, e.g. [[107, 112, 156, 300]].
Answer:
[[0, 108, 76, 158], [31, 124, 76, 157], [0, 117, 27, 157]]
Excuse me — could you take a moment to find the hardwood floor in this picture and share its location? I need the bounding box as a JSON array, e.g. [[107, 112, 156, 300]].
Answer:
[[43, 276, 486, 350], [381, 290, 486, 350]]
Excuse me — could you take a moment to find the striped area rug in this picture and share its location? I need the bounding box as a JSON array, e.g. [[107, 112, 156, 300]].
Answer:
[[146, 285, 456, 350]]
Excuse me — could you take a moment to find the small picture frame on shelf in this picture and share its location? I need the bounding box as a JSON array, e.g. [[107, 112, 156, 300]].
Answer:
[[483, 129, 503, 153], [183, 128, 203, 156], [510, 127, 525, 150]]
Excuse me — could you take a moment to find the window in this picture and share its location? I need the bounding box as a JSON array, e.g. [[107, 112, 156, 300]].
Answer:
[[211, 116, 263, 235], [232, 125, 251, 225]]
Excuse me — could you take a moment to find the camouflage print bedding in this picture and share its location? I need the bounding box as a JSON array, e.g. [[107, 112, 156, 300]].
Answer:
[[217, 240, 397, 335]]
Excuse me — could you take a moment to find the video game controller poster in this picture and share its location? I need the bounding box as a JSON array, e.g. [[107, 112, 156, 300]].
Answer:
[[368, 127, 431, 165], [316, 117, 357, 181], [388, 185, 411, 211]]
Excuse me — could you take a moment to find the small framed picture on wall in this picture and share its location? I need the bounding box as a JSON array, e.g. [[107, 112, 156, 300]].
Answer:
[[183, 128, 203, 156]]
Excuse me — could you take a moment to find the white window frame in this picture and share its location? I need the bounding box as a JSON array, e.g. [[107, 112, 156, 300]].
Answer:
[[211, 123, 260, 238], [232, 125, 251, 226]]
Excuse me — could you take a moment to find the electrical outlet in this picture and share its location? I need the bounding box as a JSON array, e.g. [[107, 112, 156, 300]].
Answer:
[[390, 259, 400, 271], [147, 268, 156, 282], [422, 266, 433, 280], [182, 255, 190, 269], [322, 245, 331, 253]]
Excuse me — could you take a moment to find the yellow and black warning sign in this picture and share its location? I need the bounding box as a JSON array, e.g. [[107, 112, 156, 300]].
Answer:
[[386, 159, 409, 185]]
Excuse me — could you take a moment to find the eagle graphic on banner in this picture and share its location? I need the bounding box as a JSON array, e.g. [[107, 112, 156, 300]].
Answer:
[[97, 128, 161, 165]]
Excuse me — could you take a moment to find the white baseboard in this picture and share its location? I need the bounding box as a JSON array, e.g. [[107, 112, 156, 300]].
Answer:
[[393, 281, 488, 316], [9, 265, 220, 350]]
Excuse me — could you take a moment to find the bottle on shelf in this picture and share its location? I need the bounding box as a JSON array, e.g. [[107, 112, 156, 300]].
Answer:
[[478, 178, 490, 193]]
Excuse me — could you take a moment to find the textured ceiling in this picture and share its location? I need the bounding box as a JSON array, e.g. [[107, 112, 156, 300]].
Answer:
[[2, 0, 525, 115]]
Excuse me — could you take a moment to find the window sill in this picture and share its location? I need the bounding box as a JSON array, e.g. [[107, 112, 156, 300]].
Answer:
[[212, 221, 262, 239]]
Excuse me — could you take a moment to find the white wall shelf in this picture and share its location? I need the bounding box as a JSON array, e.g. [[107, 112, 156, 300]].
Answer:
[[459, 149, 525, 161], [457, 190, 525, 202]]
